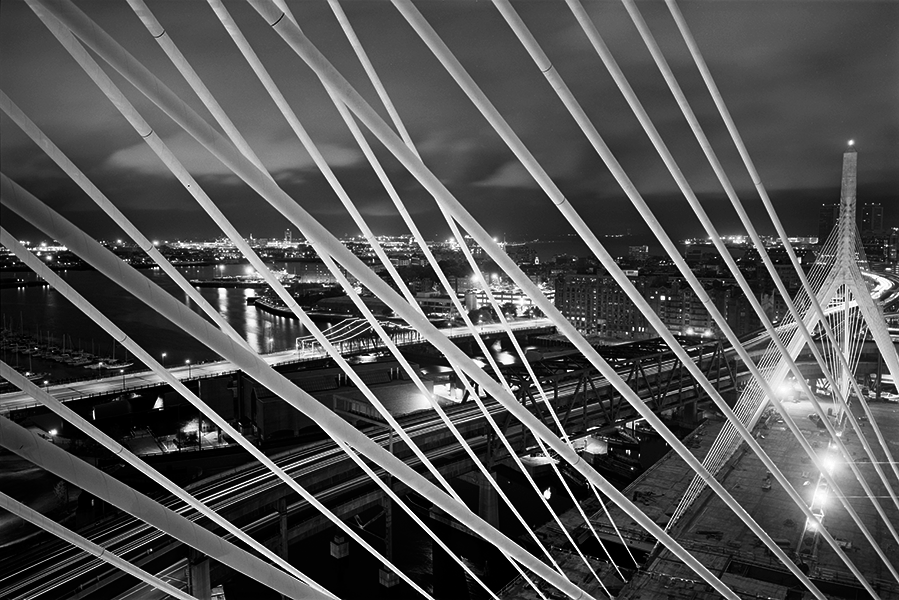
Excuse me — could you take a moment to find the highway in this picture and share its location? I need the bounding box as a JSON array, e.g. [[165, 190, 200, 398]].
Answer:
[[0, 318, 555, 413], [0, 346, 725, 600], [3, 271, 891, 597]]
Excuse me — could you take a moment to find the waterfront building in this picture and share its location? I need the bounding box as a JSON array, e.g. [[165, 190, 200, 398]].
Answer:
[[555, 273, 650, 338]]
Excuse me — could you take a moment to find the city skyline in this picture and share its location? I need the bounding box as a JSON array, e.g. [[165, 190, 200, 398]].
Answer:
[[1, 1, 897, 245], [1, 4, 898, 598]]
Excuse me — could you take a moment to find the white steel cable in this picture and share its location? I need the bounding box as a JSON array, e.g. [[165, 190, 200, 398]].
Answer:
[[125, 4, 844, 592], [420, 3, 836, 584], [255, 3, 890, 590], [126, 7, 545, 560], [0, 6, 708, 581], [274, 0, 623, 580], [216, 3, 584, 583], [0, 362, 338, 600], [29, 8, 538, 595], [30, 0, 462, 524], [0, 172, 596, 599], [0, 492, 199, 600], [664, 0, 899, 483], [202, 0, 425, 316], [33, 1, 799, 594], [249, 2, 825, 594], [380, 0, 883, 592], [0, 415, 329, 600], [0, 220, 434, 600], [562, 0, 899, 552], [616, 0, 899, 518], [122, 0, 498, 518], [325, 0, 417, 153], [333, 437, 506, 600], [324, 0, 645, 574], [0, 91, 253, 356]]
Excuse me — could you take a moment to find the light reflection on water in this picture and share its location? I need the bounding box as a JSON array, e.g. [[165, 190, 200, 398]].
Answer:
[[0, 264, 332, 371]]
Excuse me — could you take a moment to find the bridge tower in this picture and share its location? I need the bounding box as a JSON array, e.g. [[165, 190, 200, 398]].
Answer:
[[803, 143, 899, 419], [665, 143, 899, 530]]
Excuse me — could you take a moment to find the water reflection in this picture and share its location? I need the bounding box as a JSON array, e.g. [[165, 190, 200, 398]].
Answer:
[[1, 264, 333, 369]]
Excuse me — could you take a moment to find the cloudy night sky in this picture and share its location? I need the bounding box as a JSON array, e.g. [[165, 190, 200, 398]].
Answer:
[[0, 1, 896, 250]]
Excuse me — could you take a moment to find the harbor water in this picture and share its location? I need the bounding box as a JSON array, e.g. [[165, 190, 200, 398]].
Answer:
[[1, 264, 334, 384]]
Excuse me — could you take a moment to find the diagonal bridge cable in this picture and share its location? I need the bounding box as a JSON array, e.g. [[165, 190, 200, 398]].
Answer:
[[20, 1, 741, 595], [387, 0, 890, 593], [616, 0, 899, 524]]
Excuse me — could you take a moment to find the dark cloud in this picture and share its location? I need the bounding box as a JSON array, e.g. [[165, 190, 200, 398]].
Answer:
[[1, 0, 896, 246]]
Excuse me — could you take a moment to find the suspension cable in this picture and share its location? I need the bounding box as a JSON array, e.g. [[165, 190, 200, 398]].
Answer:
[[0, 491, 199, 600], [0, 362, 337, 600], [616, 0, 899, 518]]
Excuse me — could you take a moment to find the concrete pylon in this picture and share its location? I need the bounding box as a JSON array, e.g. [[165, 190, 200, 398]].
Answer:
[[478, 471, 500, 528], [187, 547, 212, 600], [667, 143, 899, 530], [740, 143, 897, 427], [785, 144, 899, 421], [378, 494, 400, 588]]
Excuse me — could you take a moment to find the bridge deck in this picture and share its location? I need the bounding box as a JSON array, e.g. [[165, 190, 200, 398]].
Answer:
[[601, 399, 899, 599], [498, 397, 899, 598]]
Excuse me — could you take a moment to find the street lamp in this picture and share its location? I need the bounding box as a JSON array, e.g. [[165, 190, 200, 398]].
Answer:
[[162, 352, 167, 369], [186, 359, 191, 378], [120, 369, 125, 390]]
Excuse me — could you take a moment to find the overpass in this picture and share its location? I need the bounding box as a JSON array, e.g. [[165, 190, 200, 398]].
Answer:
[[0, 339, 736, 600], [1, 2, 897, 600], [0, 318, 556, 414]]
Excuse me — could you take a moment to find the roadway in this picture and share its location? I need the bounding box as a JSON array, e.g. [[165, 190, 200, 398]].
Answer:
[[0, 318, 555, 413], [0, 346, 729, 600]]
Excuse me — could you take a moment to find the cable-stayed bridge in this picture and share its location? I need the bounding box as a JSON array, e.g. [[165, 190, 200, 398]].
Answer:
[[0, 1, 897, 600]]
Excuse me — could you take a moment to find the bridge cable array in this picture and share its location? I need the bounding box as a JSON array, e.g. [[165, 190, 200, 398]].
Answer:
[[0, 0, 896, 599]]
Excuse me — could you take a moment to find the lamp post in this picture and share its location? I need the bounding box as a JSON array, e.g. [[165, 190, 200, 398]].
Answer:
[[120, 369, 125, 390], [161, 352, 167, 369], [186, 359, 191, 379]]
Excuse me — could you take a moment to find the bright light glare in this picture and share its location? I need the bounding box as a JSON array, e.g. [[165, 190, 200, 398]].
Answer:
[[48, 429, 57, 437], [822, 455, 838, 474], [542, 488, 552, 500], [813, 487, 828, 507]]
